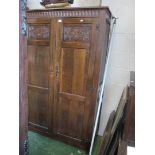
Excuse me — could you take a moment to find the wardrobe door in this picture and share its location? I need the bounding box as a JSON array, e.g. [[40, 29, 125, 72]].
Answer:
[[27, 19, 53, 134], [53, 18, 98, 147]]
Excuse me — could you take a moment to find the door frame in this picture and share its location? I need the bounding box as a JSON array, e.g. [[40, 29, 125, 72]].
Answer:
[[19, 0, 28, 154]]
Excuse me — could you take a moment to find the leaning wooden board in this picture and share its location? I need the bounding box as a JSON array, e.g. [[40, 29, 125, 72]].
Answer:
[[98, 87, 128, 155]]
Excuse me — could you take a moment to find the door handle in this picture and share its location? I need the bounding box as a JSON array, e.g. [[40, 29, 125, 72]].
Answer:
[[56, 65, 59, 77]]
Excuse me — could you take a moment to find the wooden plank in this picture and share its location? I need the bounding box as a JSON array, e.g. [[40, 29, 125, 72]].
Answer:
[[98, 111, 116, 155], [62, 42, 90, 49], [27, 18, 51, 24], [59, 92, 86, 102], [98, 86, 128, 155], [28, 39, 49, 46], [117, 140, 127, 155]]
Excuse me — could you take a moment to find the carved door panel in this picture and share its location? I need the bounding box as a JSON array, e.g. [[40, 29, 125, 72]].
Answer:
[[27, 19, 53, 134], [53, 18, 98, 144]]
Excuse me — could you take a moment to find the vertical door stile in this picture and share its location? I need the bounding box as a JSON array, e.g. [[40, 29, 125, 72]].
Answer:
[[52, 18, 57, 134], [53, 17, 63, 134], [82, 19, 98, 141], [49, 18, 54, 132]]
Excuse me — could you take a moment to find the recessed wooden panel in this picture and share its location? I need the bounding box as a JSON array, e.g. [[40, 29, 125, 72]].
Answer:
[[28, 45, 49, 88], [60, 48, 88, 96], [57, 96, 85, 139], [28, 88, 49, 128]]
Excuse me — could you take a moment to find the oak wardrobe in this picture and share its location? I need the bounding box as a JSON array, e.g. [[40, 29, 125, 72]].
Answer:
[[27, 7, 111, 150]]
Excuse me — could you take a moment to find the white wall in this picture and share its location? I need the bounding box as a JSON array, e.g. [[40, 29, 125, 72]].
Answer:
[[27, 0, 135, 136], [98, 0, 135, 135], [27, 0, 44, 9], [71, 0, 101, 7]]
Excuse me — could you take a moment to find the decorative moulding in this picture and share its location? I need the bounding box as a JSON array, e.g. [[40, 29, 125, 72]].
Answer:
[[63, 26, 91, 42], [27, 9, 100, 18]]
